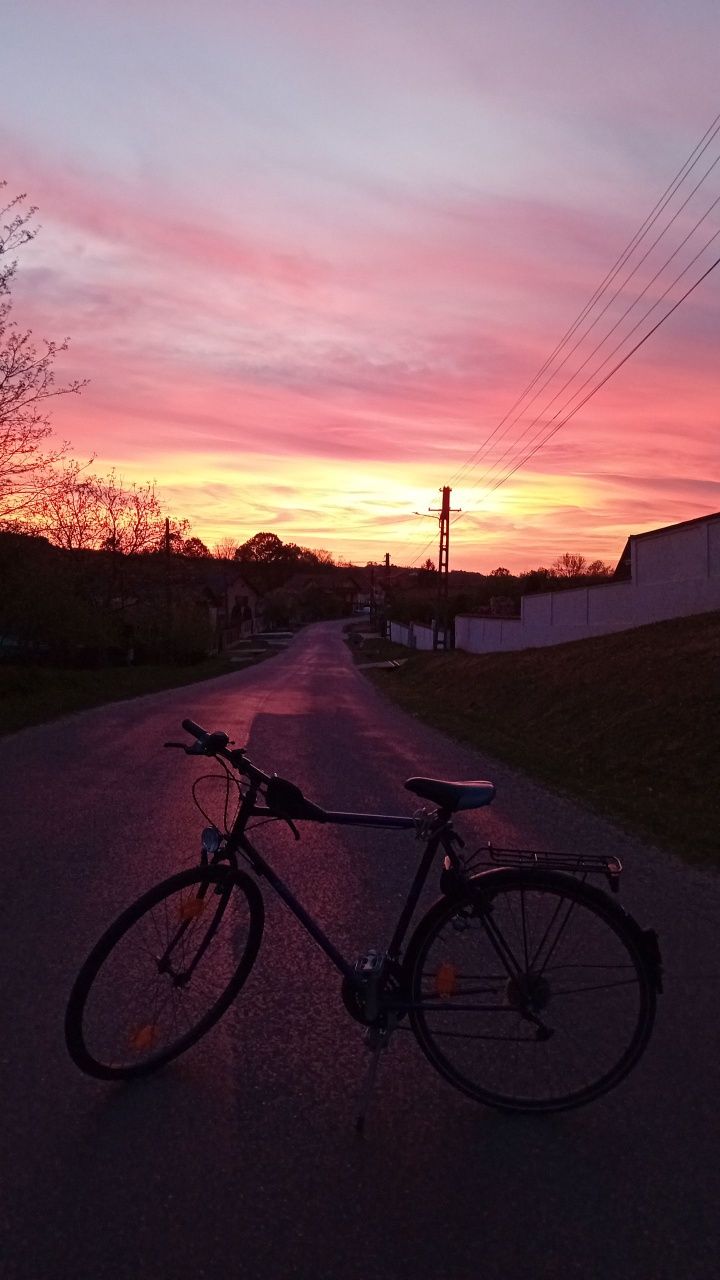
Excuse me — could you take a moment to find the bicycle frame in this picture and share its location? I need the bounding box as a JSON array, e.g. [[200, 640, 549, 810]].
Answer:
[[216, 778, 456, 986], [65, 720, 661, 1126]]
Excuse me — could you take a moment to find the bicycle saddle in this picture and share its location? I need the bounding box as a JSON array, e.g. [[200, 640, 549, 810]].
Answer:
[[404, 777, 495, 812]]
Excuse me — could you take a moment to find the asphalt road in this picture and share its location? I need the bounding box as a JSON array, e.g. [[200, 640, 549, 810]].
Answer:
[[2, 620, 719, 1280]]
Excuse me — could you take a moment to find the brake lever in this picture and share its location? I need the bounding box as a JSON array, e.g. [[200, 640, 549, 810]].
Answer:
[[164, 741, 187, 749], [163, 741, 205, 754]]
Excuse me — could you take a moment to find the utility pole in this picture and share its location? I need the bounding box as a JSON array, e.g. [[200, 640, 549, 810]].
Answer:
[[382, 551, 390, 637], [426, 486, 460, 650], [164, 516, 172, 658]]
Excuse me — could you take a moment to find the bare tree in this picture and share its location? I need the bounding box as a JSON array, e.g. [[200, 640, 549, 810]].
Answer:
[[0, 184, 87, 524], [313, 548, 336, 566], [0, 185, 37, 292], [39, 464, 165, 553], [551, 553, 588, 578], [37, 460, 97, 549], [551, 553, 612, 579], [213, 537, 239, 560]]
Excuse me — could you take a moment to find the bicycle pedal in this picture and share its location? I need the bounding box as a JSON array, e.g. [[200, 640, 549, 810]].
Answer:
[[354, 949, 385, 976]]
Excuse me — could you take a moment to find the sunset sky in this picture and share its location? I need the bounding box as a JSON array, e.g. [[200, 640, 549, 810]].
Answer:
[[3, 0, 719, 571]]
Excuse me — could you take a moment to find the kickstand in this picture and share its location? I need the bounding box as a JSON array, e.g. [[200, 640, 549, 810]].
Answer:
[[354, 1030, 386, 1137]]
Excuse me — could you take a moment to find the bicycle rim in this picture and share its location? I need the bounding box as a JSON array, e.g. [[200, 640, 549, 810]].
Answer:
[[408, 871, 655, 1112], [65, 866, 263, 1079]]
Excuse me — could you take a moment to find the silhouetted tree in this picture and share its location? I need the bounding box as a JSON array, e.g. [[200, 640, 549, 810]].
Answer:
[[518, 567, 558, 594], [0, 184, 87, 524], [39, 464, 165, 554], [552, 553, 588, 578], [551, 553, 613, 581], [313, 548, 336, 566], [213, 537, 239, 561], [235, 531, 286, 563], [180, 535, 210, 558]]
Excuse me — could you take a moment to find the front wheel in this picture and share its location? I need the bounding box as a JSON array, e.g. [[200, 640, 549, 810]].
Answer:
[[65, 866, 264, 1080], [404, 869, 657, 1113]]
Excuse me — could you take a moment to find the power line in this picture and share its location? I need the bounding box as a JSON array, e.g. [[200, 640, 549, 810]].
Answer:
[[402, 112, 720, 568], [449, 110, 720, 489], [452, 250, 720, 522], [459, 197, 720, 502], [453, 147, 720, 493]]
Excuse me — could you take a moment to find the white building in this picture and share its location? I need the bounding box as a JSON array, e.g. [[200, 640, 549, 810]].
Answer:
[[450, 511, 720, 654]]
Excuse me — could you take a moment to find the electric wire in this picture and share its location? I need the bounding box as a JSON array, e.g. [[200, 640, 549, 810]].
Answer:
[[448, 110, 720, 488], [407, 232, 720, 565], [451, 147, 720, 491], [458, 198, 720, 503], [401, 114, 720, 567], [451, 250, 720, 527]]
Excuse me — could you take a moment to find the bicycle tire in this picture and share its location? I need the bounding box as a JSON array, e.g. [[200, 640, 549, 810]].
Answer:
[[404, 869, 656, 1113], [65, 865, 264, 1080]]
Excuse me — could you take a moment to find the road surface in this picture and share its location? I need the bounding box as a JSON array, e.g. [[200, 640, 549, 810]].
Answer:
[[2, 620, 718, 1279]]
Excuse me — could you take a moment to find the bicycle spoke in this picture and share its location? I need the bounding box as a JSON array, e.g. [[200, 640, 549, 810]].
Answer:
[[71, 869, 260, 1076], [546, 977, 641, 996], [410, 876, 653, 1111], [423, 1027, 538, 1044]]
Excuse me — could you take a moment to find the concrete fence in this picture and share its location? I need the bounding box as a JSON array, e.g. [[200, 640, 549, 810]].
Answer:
[[456, 513, 720, 654], [388, 621, 441, 649], [389, 621, 414, 647]]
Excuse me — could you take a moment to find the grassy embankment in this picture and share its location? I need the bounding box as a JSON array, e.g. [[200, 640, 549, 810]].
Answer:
[[352, 612, 719, 868], [0, 649, 277, 737]]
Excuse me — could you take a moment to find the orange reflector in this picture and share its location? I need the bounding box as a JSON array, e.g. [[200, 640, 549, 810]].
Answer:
[[435, 962, 458, 999], [129, 1024, 158, 1052], [179, 897, 206, 921]]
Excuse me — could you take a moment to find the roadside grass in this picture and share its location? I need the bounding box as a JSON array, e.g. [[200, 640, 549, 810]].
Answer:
[[0, 649, 277, 736], [363, 611, 720, 869]]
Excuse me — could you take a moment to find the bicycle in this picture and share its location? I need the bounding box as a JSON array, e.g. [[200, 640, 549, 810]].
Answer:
[[65, 718, 663, 1130]]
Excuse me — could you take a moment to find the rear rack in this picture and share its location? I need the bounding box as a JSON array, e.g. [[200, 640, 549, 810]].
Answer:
[[467, 844, 623, 892]]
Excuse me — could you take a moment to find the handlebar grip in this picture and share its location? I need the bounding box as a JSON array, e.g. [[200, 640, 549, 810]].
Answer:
[[182, 718, 208, 742]]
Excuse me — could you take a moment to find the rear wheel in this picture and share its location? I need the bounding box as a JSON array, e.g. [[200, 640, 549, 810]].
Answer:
[[65, 866, 264, 1079], [405, 870, 656, 1112]]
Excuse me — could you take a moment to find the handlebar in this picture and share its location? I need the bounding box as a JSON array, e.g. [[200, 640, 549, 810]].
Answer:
[[167, 718, 328, 824], [170, 717, 268, 785], [182, 718, 211, 743], [169, 718, 268, 788]]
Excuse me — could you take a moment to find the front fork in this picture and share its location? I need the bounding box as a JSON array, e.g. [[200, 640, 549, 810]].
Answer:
[[157, 827, 237, 985]]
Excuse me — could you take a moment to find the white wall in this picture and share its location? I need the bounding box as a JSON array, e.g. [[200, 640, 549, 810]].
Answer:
[[413, 623, 435, 650], [635, 521, 709, 585], [453, 514, 720, 655], [389, 621, 414, 647], [389, 621, 442, 649], [454, 616, 524, 653]]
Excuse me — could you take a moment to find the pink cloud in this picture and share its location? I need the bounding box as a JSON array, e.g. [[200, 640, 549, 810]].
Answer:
[[4, 92, 718, 571]]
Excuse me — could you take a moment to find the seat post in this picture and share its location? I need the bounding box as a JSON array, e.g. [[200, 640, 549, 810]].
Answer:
[[387, 825, 448, 959]]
